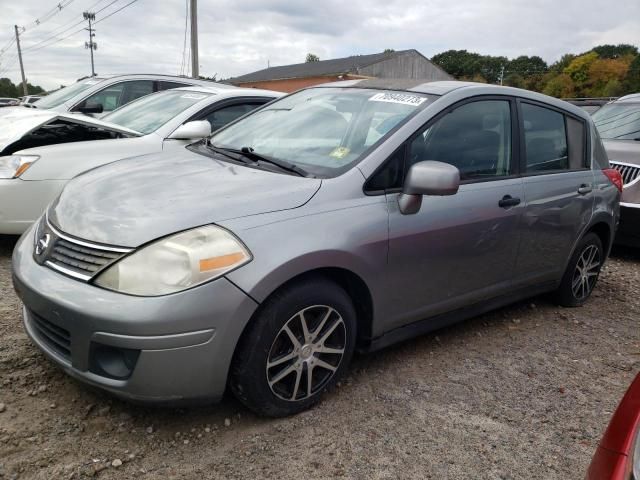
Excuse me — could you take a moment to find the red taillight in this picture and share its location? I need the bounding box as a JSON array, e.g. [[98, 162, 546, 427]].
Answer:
[[603, 168, 623, 193]]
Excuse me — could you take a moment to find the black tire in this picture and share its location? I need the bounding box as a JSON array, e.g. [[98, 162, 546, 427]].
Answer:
[[556, 232, 604, 307], [230, 277, 357, 417]]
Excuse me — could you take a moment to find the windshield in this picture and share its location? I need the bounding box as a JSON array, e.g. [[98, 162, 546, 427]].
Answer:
[[592, 103, 640, 140], [210, 87, 434, 177], [103, 90, 213, 134], [36, 77, 104, 109]]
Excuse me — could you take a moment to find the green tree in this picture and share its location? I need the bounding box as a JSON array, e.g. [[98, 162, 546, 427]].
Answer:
[[430, 49, 482, 78], [383, 48, 395, 54], [592, 44, 638, 59], [478, 55, 508, 83], [549, 54, 576, 73], [625, 55, 640, 92], [504, 73, 525, 88], [507, 56, 548, 77], [602, 79, 624, 97], [305, 53, 320, 63], [543, 74, 575, 98], [0, 78, 18, 97]]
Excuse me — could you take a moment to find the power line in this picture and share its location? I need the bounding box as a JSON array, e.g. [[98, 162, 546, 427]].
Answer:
[[20, 0, 118, 53], [22, 0, 75, 32], [22, 26, 86, 54], [94, 0, 140, 25], [21, 0, 139, 55]]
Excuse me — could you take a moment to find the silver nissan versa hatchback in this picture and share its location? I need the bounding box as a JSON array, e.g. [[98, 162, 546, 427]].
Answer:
[[12, 80, 621, 417]]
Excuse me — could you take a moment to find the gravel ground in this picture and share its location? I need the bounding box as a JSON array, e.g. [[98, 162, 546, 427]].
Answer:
[[0, 233, 638, 480]]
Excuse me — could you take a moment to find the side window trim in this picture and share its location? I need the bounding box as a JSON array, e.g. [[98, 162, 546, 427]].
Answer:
[[516, 98, 590, 176], [188, 96, 272, 124], [363, 95, 520, 196]]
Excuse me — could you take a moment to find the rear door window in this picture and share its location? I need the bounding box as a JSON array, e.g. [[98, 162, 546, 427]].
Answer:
[[199, 101, 270, 131], [157, 81, 190, 91], [521, 103, 569, 172]]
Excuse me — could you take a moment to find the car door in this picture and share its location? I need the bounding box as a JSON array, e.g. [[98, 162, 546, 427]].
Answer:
[[197, 98, 273, 132], [513, 100, 594, 285], [375, 97, 525, 328]]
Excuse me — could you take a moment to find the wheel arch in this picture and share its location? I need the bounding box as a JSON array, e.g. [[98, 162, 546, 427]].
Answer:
[[233, 265, 375, 354], [586, 220, 613, 256]]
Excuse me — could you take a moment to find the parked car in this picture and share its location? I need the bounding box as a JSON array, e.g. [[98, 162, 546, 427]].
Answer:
[[565, 97, 616, 115], [592, 93, 640, 246], [0, 85, 280, 234], [19, 95, 43, 106], [0, 74, 227, 118], [0, 97, 19, 107], [12, 80, 621, 417], [586, 372, 640, 480]]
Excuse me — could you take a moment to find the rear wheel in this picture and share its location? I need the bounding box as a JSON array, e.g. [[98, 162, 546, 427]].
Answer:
[[556, 233, 604, 307], [230, 278, 357, 417]]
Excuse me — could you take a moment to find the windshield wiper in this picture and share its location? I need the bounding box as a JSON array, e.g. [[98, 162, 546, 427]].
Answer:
[[205, 142, 251, 163], [238, 147, 309, 177]]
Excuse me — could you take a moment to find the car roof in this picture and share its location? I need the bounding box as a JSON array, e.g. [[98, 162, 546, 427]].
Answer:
[[314, 79, 590, 119], [168, 85, 282, 98], [74, 73, 234, 88], [615, 92, 640, 103]]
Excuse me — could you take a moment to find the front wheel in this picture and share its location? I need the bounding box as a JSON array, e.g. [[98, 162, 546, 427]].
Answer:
[[556, 232, 604, 307], [230, 278, 357, 417]]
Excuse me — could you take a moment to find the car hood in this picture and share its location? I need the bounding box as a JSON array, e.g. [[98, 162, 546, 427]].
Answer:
[[603, 140, 640, 166], [0, 107, 140, 154], [48, 147, 322, 247]]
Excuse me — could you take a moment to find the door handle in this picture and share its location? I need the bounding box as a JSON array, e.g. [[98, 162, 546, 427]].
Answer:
[[498, 195, 521, 208], [578, 184, 593, 195]]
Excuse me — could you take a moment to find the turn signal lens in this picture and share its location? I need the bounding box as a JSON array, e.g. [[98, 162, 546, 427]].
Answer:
[[0, 155, 39, 179]]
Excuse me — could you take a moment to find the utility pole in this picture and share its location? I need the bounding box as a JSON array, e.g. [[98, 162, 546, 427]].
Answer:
[[189, 0, 199, 79], [14, 25, 28, 96], [499, 64, 505, 86], [83, 12, 97, 77]]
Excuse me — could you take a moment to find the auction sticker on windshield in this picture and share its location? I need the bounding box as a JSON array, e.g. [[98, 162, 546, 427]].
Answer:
[[369, 92, 427, 106]]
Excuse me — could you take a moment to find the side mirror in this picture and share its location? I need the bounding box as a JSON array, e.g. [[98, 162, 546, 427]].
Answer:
[[398, 161, 460, 215], [168, 121, 212, 140], [77, 101, 104, 114]]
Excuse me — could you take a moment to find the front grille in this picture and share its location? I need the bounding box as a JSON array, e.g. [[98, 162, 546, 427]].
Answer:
[[48, 238, 123, 277], [35, 218, 133, 281], [29, 310, 71, 361], [610, 161, 640, 187]]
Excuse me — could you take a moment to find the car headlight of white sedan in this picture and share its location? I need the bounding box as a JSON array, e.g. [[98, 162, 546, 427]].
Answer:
[[94, 225, 252, 296], [0, 155, 39, 179]]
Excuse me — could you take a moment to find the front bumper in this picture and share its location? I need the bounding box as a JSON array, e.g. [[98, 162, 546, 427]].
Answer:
[[614, 203, 640, 247], [12, 225, 259, 404], [0, 178, 66, 235]]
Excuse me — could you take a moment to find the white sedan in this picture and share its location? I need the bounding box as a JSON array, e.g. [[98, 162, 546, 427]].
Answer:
[[0, 85, 280, 234]]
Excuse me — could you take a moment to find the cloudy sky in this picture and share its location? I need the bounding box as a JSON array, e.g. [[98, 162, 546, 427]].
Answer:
[[0, 0, 638, 90]]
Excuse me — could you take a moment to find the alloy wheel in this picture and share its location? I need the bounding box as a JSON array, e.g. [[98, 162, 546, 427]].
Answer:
[[571, 244, 601, 301], [266, 305, 346, 401]]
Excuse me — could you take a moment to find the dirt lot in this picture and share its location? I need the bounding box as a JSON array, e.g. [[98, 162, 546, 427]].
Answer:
[[0, 234, 638, 480]]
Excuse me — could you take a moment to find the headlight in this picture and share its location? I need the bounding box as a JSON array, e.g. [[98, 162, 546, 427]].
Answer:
[[0, 155, 39, 179], [94, 225, 251, 296]]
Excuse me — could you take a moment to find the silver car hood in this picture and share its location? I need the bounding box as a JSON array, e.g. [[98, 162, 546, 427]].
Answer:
[[49, 147, 322, 247], [0, 107, 140, 154], [603, 140, 640, 166]]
